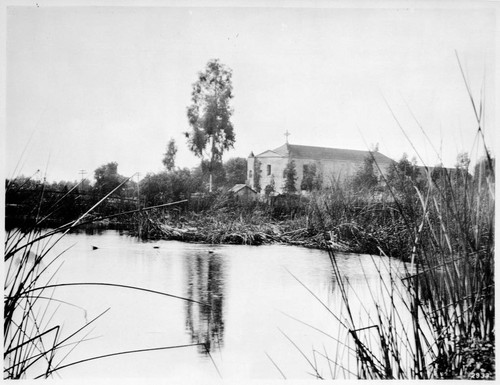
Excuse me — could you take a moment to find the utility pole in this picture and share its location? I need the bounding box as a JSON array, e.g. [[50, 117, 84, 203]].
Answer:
[[79, 169, 87, 193], [137, 173, 141, 209], [137, 172, 142, 238]]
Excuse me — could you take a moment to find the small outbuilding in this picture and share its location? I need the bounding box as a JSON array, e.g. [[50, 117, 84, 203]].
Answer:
[[228, 184, 257, 200]]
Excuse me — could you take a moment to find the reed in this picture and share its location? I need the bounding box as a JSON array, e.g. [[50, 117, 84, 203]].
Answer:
[[322, 160, 494, 378]]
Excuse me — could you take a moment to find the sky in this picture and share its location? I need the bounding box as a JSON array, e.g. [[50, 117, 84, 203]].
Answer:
[[3, 1, 498, 183]]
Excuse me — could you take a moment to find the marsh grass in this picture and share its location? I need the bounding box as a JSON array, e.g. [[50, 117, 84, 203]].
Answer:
[[136, 195, 306, 246], [321, 158, 494, 378]]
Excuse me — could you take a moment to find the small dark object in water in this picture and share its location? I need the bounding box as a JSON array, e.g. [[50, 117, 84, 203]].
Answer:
[[153, 246, 160, 249], [208, 250, 214, 254], [92, 246, 99, 250]]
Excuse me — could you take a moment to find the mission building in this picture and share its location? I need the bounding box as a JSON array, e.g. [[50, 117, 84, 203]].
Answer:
[[246, 143, 394, 194]]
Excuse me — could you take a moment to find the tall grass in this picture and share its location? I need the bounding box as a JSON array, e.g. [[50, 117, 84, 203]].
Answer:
[[333, 161, 492, 378]]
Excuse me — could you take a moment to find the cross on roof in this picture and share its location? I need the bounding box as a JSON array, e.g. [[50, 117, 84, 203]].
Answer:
[[284, 129, 291, 144]]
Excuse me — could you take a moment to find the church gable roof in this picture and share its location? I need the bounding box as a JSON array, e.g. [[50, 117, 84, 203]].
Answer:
[[256, 149, 286, 158], [271, 144, 393, 164], [271, 144, 290, 156]]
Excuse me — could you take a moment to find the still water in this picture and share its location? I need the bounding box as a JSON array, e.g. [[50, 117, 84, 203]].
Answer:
[[26, 229, 407, 380]]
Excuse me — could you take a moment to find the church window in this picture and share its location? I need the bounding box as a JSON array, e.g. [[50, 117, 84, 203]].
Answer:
[[249, 170, 253, 178], [267, 165, 271, 176]]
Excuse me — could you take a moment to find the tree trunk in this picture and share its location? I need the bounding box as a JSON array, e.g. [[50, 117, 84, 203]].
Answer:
[[209, 135, 215, 193]]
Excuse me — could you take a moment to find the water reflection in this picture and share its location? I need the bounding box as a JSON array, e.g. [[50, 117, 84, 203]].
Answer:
[[67, 224, 129, 236], [33, 231, 410, 379], [184, 251, 225, 354]]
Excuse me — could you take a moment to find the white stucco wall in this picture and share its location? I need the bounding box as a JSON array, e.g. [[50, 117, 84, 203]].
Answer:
[[248, 152, 393, 194]]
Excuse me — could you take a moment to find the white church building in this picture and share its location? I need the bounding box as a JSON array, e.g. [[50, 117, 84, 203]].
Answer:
[[246, 142, 394, 194]]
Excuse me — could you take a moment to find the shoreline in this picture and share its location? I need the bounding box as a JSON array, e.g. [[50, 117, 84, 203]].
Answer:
[[136, 217, 353, 253]]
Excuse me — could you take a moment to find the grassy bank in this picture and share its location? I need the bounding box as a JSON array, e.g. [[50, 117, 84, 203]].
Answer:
[[136, 186, 432, 260], [134, 194, 355, 251]]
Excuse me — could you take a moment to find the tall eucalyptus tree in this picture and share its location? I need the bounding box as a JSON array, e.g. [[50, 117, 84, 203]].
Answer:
[[185, 59, 235, 192]]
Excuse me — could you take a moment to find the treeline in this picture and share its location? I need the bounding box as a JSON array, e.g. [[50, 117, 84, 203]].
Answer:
[[5, 162, 138, 228], [139, 157, 247, 206], [5, 157, 248, 229]]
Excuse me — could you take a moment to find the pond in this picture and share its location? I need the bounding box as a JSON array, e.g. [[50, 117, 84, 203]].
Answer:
[[9, 229, 409, 380]]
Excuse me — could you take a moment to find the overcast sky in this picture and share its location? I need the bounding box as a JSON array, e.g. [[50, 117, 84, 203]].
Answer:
[[4, 1, 497, 182]]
